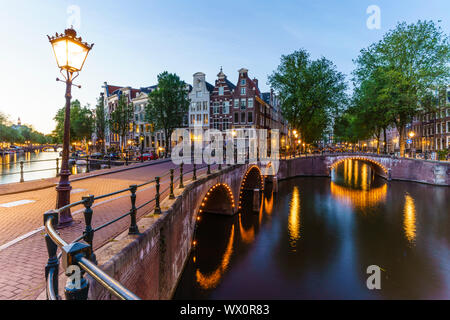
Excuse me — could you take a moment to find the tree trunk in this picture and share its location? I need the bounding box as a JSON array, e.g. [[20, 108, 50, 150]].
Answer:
[[398, 125, 406, 157], [383, 127, 387, 154]]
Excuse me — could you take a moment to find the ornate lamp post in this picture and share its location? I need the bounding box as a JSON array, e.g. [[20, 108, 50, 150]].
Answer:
[[48, 28, 93, 227]]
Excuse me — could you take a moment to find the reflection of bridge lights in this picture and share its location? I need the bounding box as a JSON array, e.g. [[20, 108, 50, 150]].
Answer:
[[288, 186, 301, 248], [195, 225, 235, 289], [264, 191, 274, 215], [403, 194, 417, 244], [238, 214, 255, 244], [330, 182, 387, 209]]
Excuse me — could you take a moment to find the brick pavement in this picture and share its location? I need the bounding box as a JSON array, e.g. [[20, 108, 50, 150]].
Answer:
[[0, 160, 210, 300]]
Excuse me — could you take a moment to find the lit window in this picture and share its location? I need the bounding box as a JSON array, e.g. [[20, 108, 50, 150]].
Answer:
[[248, 112, 253, 123]]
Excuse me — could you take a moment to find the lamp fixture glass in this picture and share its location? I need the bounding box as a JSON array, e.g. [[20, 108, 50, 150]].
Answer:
[[48, 28, 94, 73]]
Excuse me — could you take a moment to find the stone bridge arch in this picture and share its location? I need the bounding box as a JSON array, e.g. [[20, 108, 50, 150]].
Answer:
[[238, 165, 264, 210], [327, 155, 390, 179], [198, 183, 236, 216]]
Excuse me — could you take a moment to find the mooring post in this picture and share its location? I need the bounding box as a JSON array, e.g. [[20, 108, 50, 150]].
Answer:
[[20, 161, 24, 183]]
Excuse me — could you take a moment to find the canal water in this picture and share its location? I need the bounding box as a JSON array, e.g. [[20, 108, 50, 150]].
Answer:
[[173, 159, 450, 299], [0, 150, 87, 184]]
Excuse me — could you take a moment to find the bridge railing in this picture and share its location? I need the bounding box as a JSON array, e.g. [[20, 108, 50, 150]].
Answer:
[[43, 162, 213, 300]]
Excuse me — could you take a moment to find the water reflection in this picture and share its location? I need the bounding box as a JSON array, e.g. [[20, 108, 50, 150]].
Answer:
[[403, 194, 417, 244], [288, 186, 301, 249], [331, 159, 386, 209], [174, 160, 450, 299], [195, 225, 235, 290]]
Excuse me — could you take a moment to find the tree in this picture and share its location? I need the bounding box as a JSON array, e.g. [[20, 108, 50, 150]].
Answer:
[[52, 100, 94, 144], [109, 94, 133, 155], [145, 71, 190, 156], [269, 49, 348, 144], [353, 20, 450, 156], [95, 94, 107, 153]]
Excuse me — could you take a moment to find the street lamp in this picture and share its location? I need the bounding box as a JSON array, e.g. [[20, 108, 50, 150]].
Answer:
[[48, 28, 93, 227]]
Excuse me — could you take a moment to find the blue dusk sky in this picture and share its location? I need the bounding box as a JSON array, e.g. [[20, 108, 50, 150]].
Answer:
[[0, 0, 449, 134]]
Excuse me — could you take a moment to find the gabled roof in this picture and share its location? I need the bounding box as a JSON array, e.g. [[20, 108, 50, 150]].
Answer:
[[225, 78, 236, 90], [206, 81, 215, 92]]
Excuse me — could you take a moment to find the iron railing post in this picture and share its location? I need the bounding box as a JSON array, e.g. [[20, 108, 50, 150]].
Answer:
[[56, 158, 60, 177], [193, 164, 197, 181], [82, 195, 96, 263], [128, 185, 139, 235], [218, 163, 222, 171], [207, 164, 211, 175], [20, 161, 24, 182], [154, 177, 161, 214], [179, 163, 184, 189], [108, 157, 111, 169], [44, 210, 60, 300], [86, 156, 90, 173], [62, 242, 91, 300], [169, 169, 175, 199]]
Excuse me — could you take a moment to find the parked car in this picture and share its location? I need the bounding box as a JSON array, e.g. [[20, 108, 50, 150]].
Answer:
[[90, 152, 103, 159], [136, 152, 158, 161], [104, 152, 120, 160]]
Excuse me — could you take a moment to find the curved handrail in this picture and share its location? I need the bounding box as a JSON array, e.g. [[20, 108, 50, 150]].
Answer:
[[77, 257, 141, 300], [44, 214, 140, 300]]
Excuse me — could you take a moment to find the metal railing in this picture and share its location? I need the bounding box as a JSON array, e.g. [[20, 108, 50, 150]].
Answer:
[[43, 162, 212, 300]]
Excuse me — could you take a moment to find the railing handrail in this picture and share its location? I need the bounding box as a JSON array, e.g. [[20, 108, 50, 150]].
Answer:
[[44, 214, 140, 300]]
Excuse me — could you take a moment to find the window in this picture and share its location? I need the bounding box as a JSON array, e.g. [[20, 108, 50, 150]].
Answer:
[[213, 102, 220, 114], [234, 99, 239, 108], [223, 119, 230, 130], [196, 91, 202, 98], [213, 118, 221, 130], [241, 87, 246, 95], [223, 101, 230, 114], [241, 79, 246, 86], [240, 99, 246, 110], [203, 101, 208, 110], [190, 115, 195, 125], [196, 114, 201, 123], [248, 98, 253, 108], [234, 112, 239, 123], [219, 87, 224, 96], [241, 112, 246, 123], [196, 102, 201, 111], [203, 115, 208, 125], [248, 112, 253, 123]]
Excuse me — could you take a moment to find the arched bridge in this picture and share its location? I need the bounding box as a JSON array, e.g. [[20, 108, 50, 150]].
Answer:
[[278, 153, 450, 186]]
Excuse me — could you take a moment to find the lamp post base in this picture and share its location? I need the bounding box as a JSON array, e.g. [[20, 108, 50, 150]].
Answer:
[[56, 182, 73, 228]]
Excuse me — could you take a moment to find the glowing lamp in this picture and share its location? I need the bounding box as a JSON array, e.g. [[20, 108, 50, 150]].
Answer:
[[48, 28, 93, 73]]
